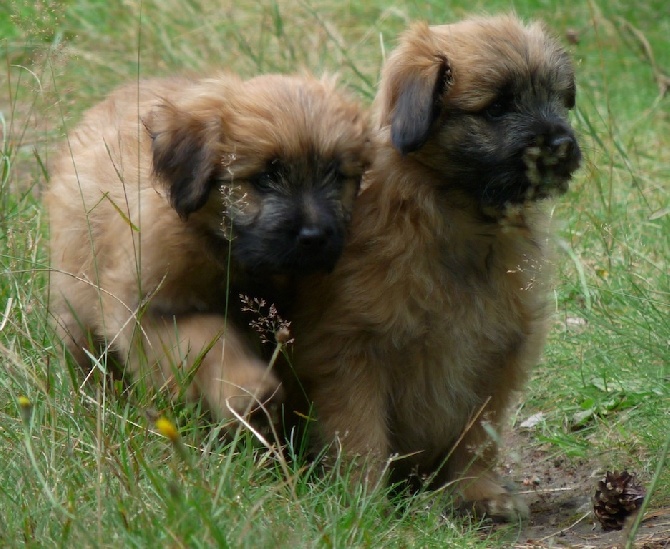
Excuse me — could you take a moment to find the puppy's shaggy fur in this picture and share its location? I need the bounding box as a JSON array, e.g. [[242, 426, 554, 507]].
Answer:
[[286, 15, 581, 519], [47, 73, 368, 423]]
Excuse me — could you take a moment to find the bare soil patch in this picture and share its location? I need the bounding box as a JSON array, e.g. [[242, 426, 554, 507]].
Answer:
[[497, 430, 670, 548]]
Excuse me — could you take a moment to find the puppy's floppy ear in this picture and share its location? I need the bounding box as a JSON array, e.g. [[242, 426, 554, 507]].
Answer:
[[146, 102, 222, 219], [379, 23, 453, 155]]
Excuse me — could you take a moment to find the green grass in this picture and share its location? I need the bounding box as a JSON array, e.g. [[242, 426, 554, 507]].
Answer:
[[1, 0, 669, 546]]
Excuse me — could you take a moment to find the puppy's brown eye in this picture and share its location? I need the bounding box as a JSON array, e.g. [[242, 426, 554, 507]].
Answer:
[[253, 172, 276, 192], [484, 100, 508, 120], [253, 159, 282, 192]]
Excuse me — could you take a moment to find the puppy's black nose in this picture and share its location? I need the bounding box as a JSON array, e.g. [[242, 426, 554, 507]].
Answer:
[[297, 226, 328, 250], [550, 133, 577, 160]]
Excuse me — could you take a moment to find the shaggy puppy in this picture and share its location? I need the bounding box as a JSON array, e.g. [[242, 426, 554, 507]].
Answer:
[[286, 15, 581, 519], [47, 73, 369, 424]]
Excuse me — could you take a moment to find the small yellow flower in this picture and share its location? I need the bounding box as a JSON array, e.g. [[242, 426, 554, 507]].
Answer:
[[18, 395, 32, 425], [155, 416, 179, 443]]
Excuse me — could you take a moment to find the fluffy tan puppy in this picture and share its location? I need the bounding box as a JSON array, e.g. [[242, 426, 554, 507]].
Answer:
[[47, 73, 369, 425], [286, 15, 581, 519]]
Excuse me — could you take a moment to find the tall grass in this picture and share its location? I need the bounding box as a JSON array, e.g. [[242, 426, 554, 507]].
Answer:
[[1, 0, 668, 546]]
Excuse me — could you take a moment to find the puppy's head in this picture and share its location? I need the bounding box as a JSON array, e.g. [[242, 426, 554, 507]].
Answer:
[[147, 74, 369, 274], [375, 15, 581, 209]]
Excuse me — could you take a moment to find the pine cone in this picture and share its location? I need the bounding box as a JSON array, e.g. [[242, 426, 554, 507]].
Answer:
[[593, 470, 646, 531]]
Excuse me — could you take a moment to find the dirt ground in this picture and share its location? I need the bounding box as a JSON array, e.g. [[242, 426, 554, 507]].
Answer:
[[495, 430, 670, 549]]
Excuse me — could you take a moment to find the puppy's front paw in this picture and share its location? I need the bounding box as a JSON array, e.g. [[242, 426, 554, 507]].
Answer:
[[222, 366, 284, 427], [199, 358, 284, 432], [473, 489, 529, 522], [456, 474, 529, 522]]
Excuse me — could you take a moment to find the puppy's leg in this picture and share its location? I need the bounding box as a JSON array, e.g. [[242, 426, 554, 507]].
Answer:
[[448, 455, 528, 521], [446, 403, 528, 521], [49, 272, 100, 370], [309, 355, 390, 489], [128, 314, 283, 425]]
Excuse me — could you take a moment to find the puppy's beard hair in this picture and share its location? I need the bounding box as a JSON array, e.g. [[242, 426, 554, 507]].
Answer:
[[475, 146, 571, 208], [234, 228, 340, 274], [480, 173, 524, 206], [522, 146, 571, 197]]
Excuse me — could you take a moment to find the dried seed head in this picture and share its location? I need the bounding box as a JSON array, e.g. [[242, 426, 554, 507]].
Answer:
[[276, 326, 291, 344]]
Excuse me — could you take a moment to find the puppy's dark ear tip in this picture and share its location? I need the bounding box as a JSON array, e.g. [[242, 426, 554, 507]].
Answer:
[[391, 124, 425, 155], [170, 194, 205, 221], [391, 136, 412, 156]]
